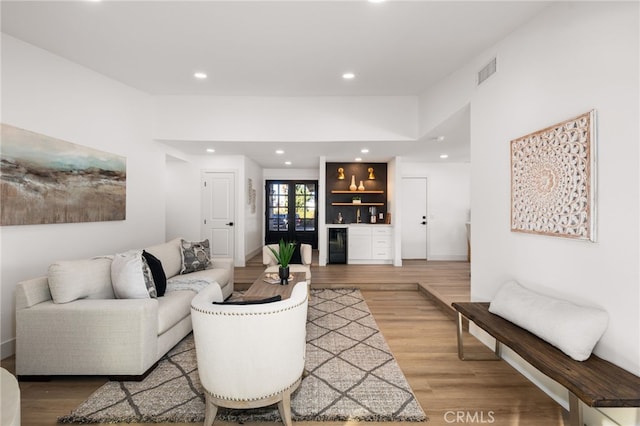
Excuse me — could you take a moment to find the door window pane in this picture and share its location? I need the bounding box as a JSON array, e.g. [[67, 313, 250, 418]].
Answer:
[[295, 183, 316, 231], [268, 183, 289, 231]]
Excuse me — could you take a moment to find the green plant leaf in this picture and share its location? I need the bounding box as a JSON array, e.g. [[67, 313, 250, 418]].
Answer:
[[268, 239, 297, 268]]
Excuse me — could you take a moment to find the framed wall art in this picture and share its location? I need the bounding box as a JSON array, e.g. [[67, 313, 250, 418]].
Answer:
[[1, 124, 126, 226], [510, 110, 596, 241]]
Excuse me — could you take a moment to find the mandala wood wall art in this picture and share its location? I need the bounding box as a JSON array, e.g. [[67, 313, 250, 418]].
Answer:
[[510, 110, 596, 241]]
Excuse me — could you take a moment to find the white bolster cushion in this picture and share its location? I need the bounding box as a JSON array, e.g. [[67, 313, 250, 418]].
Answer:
[[488, 281, 608, 361], [48, 257, 114, 303]]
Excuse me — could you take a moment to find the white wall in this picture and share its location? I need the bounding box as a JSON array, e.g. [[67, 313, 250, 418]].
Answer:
[[244, 157, 263, 261], [401, 162, 471, 260], [0, 36, 163, 358], [422, 3, 639, 424], [164, 153, 247, 265]]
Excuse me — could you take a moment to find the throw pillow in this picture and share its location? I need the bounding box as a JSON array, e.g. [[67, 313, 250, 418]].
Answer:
[[111, 250, 151, 299], [213, 295, 282, 305], [48, 257, 115, 304], [180, 239, 211, 274], [142, 250, 167, 296], [489, 281, 609, 361], [141, 256, 157, 298]]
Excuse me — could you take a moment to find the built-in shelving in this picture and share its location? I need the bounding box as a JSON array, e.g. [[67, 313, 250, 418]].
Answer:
[[331, 202, 385, 206], [326, 162, 388, 225], [331, 190, 384, 194]]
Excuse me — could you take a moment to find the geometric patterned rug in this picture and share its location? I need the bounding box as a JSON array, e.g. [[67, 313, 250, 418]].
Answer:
[[58, 288, 427, 423]]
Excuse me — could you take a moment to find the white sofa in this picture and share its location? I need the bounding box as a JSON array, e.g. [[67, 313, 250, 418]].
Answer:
[[15, 237, 233, 377]]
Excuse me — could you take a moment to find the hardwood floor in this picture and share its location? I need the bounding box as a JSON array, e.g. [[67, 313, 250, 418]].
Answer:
[[2, 256, 566, 426]]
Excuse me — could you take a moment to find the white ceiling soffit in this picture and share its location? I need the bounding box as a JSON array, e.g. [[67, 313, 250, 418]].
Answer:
[[1, 1, 550, 167]]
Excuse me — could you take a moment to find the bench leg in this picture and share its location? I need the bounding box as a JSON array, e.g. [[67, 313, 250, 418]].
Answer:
[[568, 392, 583, 426], [456, 312, 501, 361]]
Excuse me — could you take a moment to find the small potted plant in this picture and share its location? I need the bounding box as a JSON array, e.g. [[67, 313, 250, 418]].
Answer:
[[352, 196, 361, 204], [268, 239, 297, 285]]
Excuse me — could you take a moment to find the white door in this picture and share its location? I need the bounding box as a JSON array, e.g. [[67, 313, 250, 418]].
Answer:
[[202, 172, 235, 258], [401, 177, 428, 259]]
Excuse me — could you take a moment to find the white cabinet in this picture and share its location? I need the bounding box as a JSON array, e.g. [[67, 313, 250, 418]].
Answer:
[[347, 225, 393, 264], [371, 227, 392, 260]]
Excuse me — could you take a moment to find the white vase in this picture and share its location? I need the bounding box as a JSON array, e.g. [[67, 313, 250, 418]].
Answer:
[[349, 175, 357, 191], [358, 181, 365, 191]]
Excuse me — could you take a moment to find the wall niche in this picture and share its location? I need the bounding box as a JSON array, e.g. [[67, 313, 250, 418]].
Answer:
[[325, 162, 387, 224]]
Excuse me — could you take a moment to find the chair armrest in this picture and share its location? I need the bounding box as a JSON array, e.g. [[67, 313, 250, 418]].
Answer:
[[301, 244, 312, 265], [263, 245, 278, 266]]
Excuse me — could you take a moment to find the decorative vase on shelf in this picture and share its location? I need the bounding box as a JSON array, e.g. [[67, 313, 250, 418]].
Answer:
[[358, 181, 365, 191], [278, 266, 290, 285], [349, 175, 357, 191]]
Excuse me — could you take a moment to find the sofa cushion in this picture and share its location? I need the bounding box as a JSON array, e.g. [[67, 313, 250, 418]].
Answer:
[[145, 238, 182, 279], [186, 268, 229, 287], [157, 290, 194, 335], [48, 257, 115, 304], [489, 281, 609, 361], [180, 239, 212, 274], [142, 250, 167, 297], [111, 251, 152, 299]]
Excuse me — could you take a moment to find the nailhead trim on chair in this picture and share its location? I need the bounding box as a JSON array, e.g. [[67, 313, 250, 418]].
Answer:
[[205, 378, 301, 402], [191, 295, 307, 316]]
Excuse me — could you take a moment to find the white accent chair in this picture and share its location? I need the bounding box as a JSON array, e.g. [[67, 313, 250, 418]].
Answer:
[[1, 368, 20, 426], [190, 282, 308, 426], [263, 243, 312, 284]]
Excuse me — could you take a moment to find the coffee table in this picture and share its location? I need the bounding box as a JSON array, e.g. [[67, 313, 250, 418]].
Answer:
[[239, 271, 307, 301]]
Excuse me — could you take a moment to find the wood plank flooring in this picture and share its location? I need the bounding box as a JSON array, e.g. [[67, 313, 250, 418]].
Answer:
[[2, 256, 567, 426]]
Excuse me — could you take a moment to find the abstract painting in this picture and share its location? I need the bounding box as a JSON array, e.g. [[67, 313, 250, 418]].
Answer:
[[1, 124, 126, 226], [510, 110, 596, 241]]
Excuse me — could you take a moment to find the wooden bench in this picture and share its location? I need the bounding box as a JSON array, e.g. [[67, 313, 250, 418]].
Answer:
[[452, 302, 640, 426]]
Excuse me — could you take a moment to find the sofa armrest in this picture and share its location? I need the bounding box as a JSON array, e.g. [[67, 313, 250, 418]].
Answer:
[[16, 277, 52, 310], [16, 298, 159, 376], [209, 257, 234, 286]]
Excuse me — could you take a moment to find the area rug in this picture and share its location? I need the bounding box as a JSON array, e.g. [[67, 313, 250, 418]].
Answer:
[[58, 288, 426, 423]]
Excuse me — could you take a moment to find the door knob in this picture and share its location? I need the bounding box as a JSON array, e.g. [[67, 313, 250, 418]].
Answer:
[[226, 222, 234, 226]]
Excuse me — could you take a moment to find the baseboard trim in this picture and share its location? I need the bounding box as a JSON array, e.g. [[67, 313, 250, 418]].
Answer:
[[427, 255, 468, 261], [245, 247, 262, 264]]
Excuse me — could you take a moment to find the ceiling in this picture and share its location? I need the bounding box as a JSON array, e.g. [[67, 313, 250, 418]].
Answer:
[[1, 1, 550, 168]]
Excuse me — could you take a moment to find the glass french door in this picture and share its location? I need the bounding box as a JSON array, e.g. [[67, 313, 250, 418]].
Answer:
[[265, 180, 318, 248]]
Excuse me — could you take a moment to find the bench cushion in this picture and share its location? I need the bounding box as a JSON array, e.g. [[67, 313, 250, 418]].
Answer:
[[489, 281, 608, 361]]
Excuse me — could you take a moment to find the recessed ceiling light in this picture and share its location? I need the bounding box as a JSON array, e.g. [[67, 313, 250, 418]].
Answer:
[[206, 148, 215, 153], [285, 161, 292, 166], [361, 148, 369, 154], [342, 72, 355, 80], [275, 149, 285, 155], [440, 154, 449, 159], [194, 72, 207, 79], [368, 0, 386, 3], [355, 157, 363, 162]]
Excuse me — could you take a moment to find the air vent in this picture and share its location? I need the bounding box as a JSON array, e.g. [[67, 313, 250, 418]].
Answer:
[[478, 57, 497, 85]]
